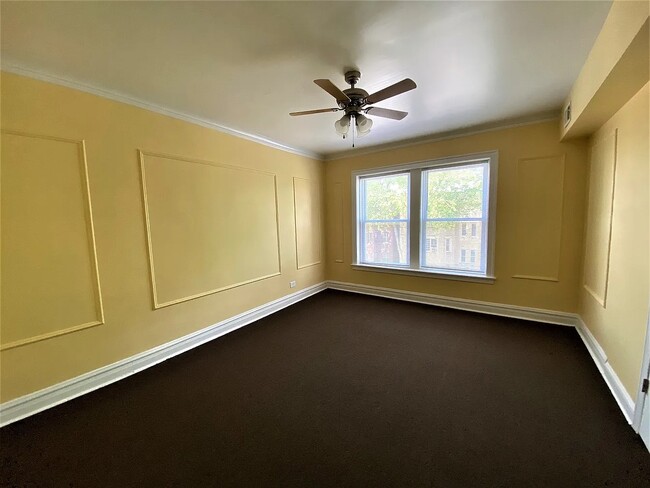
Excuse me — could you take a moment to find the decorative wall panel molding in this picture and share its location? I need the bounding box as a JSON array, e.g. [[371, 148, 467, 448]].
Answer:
[[139, 150, 281, 308], [0, 282, 327, 427], [512, 155, 565, 282], [293, 177, 322, 269], [583, 130, 618, 307], [332, 182, 344, 263], [1, 130, 104, 350]]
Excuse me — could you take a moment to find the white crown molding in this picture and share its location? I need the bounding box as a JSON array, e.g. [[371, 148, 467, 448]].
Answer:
[[1, 64, 323, 161], [0, 282, 327, 427], [324, 112, 560, 161], [327, 280, 578, 326], [575, 316, 635, 425], [2, 65, 563, 163]]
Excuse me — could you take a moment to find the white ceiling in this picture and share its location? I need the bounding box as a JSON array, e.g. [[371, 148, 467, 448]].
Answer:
[[1, 1, 611, 158]]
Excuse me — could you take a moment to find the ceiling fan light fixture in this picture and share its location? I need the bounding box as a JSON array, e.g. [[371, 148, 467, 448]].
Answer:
[[356, 114, 373, 134], [334, 114, 351, 135]]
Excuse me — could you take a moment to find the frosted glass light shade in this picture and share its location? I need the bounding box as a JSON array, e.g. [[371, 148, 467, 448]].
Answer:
[[334, 115, 351, 135]]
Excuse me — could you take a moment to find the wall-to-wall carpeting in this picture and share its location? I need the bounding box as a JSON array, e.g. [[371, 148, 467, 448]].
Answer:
[[1, 290, 648, 487]]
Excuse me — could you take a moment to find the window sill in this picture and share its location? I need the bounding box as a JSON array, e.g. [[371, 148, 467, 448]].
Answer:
[[351, 263, 496, 284]]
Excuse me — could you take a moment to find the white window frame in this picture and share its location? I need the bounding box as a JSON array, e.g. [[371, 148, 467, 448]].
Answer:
[[352, 151, 498, 284], [357, 171, 411, 267]]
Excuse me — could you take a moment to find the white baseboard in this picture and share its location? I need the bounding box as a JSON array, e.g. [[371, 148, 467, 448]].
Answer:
[[0, 279, 637, 432], [328, 281, 637, 425], [575, 317, 635, 424], [327, 280, 579, 326], [0, 282, 327, 427]]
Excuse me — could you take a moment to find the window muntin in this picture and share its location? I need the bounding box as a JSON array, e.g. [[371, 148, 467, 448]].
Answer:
[[353, 152, 496, 280], [358, 172, 409, 266]]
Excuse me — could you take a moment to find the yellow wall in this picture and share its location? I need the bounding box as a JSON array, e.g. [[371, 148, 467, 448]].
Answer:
[[579, 83, 649, 396], [325, 120, 589, 312], [0, 72, 325, 402]]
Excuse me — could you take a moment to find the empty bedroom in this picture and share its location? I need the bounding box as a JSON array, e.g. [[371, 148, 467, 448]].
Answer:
[[1, 1, 649, 486]]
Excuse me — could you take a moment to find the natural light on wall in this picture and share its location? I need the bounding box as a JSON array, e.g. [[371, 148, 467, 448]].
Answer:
[[353, 152, 497, 282]]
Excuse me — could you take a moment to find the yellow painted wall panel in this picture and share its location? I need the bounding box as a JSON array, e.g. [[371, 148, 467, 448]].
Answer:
[[293, 177, 322, 269], [1, 132, 103, 349], [0, 72, 324, 402], [582, 130, 617, 306], [141, 152, 281, 308], [512, 156, 565, 282], [580, 83, 649, 397], [325, 120, 588, 313]]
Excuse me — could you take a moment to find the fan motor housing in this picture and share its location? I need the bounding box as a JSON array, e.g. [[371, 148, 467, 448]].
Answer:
[[341, 87, 369, 112]]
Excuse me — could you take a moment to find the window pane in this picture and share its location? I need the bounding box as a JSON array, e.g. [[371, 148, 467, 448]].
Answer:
[[422, 221, 483, 272], [425, 164, 485, 219], [362, 222, 408, 265], [362, 173, 409, 220]]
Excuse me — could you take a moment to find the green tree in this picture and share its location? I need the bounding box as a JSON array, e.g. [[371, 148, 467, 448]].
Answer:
[[365, 174, 408, 220], [364, 174, 408, 263], [426, 166, 483, 219]]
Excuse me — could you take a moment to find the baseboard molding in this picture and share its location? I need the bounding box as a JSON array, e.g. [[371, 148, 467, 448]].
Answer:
[[575, 317, 635, 425], [0, 282, 327, 427], [328, 281, 639, 426], [1, 279, 637, 432], [327, 280, 579, 326]]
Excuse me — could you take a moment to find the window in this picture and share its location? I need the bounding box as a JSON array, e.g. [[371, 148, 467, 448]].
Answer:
[[353, 151, 497, 281], [357, 173, 409, 266], [425, 237, 437, 252]]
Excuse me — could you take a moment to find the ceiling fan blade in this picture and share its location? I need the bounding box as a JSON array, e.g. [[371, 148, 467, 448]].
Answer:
[[314, 79, 350, 103], [365, 78, 417, 104], [289, 108, 339, 116], [366, 107, 408, 120]]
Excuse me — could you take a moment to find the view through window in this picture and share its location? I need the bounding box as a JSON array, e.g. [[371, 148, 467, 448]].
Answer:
[[354, 153, 496, 279], [358, 173, 409, 266]]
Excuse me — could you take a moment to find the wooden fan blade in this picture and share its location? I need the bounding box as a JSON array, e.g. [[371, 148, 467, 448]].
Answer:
[[366, 107, 408, 120], [290, 108, 339, 116], [365, 78, 417, 104], [314, 79, 350, 103]]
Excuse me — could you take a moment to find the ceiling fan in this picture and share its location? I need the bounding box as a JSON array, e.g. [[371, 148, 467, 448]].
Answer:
[[290, 70, 417, 139]]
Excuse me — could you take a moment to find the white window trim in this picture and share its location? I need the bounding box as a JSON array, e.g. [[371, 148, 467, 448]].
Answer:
[[351, 150, 498, 283]]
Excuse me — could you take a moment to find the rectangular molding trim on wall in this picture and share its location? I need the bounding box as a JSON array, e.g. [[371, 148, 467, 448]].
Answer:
[[0, 283, 327, 428], [0, 131, 105, 351], [0, 280, 638, 434], [138, 150, 282, 309]]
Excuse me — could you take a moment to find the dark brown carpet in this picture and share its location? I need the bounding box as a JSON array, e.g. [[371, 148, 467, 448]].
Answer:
[[1, 290, 649, 487]]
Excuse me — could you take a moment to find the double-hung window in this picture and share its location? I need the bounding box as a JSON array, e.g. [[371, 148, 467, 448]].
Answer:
[[353, 151, 497, 282]]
